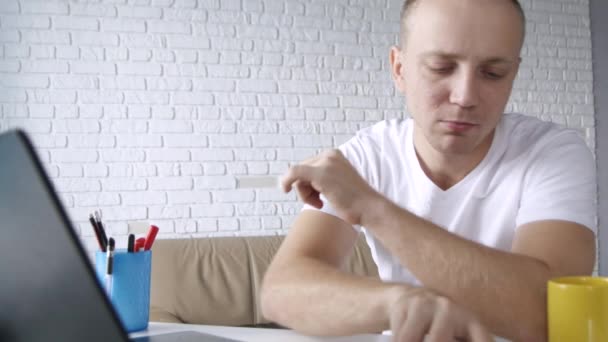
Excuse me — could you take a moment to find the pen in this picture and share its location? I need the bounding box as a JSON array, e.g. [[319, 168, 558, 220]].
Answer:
[[135, 237, 145, 252], [89, 214, 104, 251], [143, 225, 159, 251], [94, 211, 108, 252], [127, 234, 135, 253], [105, 237, 115, 297]]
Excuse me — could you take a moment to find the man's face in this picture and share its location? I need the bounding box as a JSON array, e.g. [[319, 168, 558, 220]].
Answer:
[[391, 0, 523, 156]]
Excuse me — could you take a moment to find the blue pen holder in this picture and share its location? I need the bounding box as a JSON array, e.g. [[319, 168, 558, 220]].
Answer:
[[95, 249, 151, 333]]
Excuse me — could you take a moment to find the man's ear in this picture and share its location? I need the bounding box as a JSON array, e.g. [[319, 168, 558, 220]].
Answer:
[[389, 46, 406, 93]]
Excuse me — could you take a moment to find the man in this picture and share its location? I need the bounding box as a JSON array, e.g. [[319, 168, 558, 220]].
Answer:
[[261, 0, 596, 341]]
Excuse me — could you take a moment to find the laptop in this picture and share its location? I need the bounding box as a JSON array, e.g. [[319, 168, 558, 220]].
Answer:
[[0, 129, 240, 342]]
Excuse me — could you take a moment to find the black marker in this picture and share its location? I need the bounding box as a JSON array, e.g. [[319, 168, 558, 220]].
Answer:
[[127, 234, 135, 253], [89, 214, 104, 251], [95, 211, 108, 252], [105, 238, 115, 297]]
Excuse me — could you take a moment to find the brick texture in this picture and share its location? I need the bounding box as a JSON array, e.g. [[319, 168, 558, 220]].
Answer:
[[0, 0, 596, 255]]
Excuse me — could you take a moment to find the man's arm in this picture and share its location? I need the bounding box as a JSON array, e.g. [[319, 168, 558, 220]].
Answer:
[[363, 198, 596, 341], [260, 209, 397, 335], [260, 209, 493, 341]]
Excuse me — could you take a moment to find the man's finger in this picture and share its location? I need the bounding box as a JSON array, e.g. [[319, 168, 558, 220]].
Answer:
[[294, 181, 323, 209], [468, 322, 493, 342], [280, 164, 315, 193], [388, 300, 407, 340], [425, 308, 455, 342], [396, 304, 432, 342]]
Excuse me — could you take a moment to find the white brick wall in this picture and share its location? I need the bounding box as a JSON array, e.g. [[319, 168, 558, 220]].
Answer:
[[0, 0, 596, 255]]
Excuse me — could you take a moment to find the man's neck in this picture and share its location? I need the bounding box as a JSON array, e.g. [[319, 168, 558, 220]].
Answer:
[[413, 129, 495, 191]]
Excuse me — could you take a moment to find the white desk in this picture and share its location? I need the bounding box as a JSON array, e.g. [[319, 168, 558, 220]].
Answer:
[[131, 322, 390, 341], [132, 322, 510, 342]]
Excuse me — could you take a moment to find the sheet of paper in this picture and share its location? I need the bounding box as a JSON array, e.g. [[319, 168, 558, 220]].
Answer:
[[235, 176, 280, 189]]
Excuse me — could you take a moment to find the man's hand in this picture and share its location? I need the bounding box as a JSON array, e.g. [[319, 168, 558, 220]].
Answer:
[[280, 149, 381, 226], [388, 287, 493, 342]]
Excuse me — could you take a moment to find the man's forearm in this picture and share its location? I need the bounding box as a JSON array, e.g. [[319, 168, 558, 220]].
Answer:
[[363, 198, 550, 341], [261, 256, 403, 336]]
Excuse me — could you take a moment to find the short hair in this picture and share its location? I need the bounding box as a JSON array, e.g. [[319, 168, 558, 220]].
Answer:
[[399, 0, 526, 47]]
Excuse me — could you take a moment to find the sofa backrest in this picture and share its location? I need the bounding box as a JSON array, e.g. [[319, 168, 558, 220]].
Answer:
[[149, 235, 378, 326]]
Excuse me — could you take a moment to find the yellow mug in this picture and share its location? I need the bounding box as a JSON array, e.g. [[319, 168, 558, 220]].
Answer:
[[548, 276, 608, 342]]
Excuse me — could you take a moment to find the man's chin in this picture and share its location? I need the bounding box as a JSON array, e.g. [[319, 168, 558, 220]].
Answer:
[[437, 146, 476, 156], [433, 137, 482, 156]]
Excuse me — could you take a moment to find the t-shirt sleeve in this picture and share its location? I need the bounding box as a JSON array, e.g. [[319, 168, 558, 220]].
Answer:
[[301, 131, 381, 233], [516, 131, 597, 232]]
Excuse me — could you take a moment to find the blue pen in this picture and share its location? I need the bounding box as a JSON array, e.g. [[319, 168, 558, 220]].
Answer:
[[106, 238, 115, 297]]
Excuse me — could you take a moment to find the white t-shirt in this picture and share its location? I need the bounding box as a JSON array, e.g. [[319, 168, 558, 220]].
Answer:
[[305, 113, 596, 285]]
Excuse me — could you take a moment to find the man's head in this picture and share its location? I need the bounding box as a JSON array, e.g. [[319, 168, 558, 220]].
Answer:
[[390, 0, 525, 159], [399, 0, 526, 49]]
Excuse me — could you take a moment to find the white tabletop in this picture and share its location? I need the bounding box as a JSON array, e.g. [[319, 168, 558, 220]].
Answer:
[[132, 322, 510, 342], [131, 322, 391, 341]]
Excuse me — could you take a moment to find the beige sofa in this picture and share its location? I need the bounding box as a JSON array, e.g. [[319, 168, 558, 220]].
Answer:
[[149, 235, 379, 327]]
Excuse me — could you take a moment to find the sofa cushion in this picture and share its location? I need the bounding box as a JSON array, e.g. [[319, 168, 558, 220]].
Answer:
[[150, 235, 378, 326]]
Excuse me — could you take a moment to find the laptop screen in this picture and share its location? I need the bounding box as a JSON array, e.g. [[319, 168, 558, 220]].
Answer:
[[0, 130, 128, 342]]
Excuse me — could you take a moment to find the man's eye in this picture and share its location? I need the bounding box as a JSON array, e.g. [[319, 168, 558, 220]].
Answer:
[[483, 70, 505, 79], [429, 66, 453, 74]]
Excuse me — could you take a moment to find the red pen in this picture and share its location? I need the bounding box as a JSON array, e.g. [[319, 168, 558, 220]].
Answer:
[[135, 238, 145, 252], [143, 225, 159, 251]]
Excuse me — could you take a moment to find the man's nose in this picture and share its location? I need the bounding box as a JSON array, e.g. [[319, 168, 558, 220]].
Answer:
[[449, 71, 480, 109]]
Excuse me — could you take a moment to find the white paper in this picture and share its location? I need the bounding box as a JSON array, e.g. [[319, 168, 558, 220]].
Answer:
[[236, 176, 280, 189]]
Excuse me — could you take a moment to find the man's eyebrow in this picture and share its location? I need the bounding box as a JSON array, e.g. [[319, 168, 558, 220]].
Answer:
[[420, 52, 517, 64], [484, 57, 517, 65]]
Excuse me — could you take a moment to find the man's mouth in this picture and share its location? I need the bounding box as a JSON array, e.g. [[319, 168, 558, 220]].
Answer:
[[439, 120, 478, 133]]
